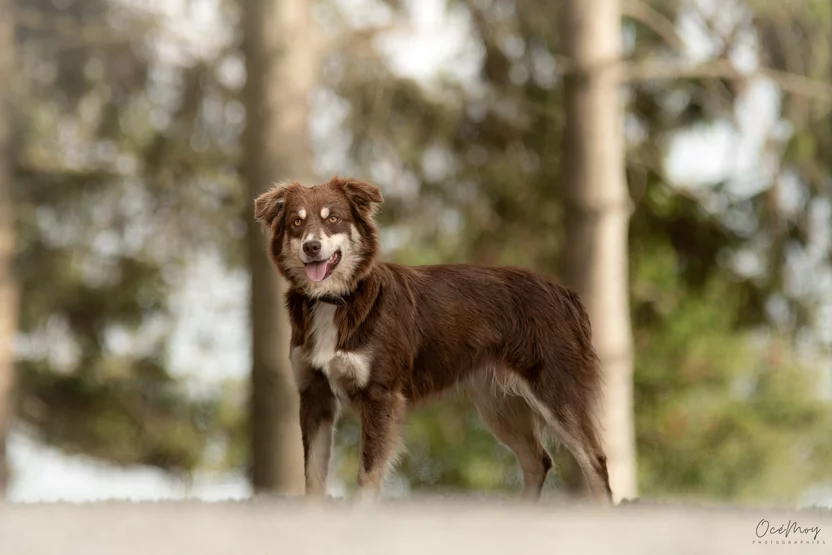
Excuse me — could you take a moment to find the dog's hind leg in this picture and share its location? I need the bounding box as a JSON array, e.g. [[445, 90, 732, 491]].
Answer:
[[547, 412, 612, 503], [522, 384, 613, 504], [468, 374, 552, 500]]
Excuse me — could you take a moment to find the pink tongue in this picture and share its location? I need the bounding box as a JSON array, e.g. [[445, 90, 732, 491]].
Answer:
[[305, 260, 329, 282]]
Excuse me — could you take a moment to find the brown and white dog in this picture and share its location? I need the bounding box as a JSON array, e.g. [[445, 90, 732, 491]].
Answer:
[[254, 176, 612, 503]]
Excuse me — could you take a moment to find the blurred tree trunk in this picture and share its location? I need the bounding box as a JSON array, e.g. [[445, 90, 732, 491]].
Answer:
[[0, 0, 17, 497], [243, 0, 320, 494], [559, 0, 637, 501]]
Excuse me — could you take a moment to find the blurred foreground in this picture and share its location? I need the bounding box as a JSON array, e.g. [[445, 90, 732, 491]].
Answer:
[[2, 498, 830, 554]]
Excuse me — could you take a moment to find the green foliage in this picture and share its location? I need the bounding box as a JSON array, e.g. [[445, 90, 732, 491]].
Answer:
[[12, 0, 246, 474], [633, 253, 832, 500]]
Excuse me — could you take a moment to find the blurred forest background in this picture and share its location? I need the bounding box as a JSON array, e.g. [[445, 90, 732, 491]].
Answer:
[[1, 0, 831, 505]]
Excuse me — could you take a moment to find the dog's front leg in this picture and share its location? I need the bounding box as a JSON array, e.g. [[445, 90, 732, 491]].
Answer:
[[299, 370, 339, 497], [356, 387, 406, 502]]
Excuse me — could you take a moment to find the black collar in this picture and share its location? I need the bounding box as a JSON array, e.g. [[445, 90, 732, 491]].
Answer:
[[314, 294, 346, 307]]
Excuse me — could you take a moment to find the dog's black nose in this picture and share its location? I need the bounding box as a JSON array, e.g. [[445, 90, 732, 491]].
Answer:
[[303, 240, 321, 257]]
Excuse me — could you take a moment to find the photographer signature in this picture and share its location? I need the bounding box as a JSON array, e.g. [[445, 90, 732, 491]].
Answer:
[[756, 519, 822, 541]]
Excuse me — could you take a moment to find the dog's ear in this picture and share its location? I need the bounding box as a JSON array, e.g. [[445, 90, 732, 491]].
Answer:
[[335, 177, 383, 217], [254, 182, 293, 229]]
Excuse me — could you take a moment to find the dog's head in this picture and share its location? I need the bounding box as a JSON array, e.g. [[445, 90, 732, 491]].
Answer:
[[254, 176, 383, 298]]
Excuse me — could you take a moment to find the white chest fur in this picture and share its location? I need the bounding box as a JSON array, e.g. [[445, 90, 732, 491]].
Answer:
[[309, 303, 339, 373], [307, 303, 371, 388]]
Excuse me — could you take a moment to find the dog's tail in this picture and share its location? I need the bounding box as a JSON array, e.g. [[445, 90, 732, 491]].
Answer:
[[562, 287, 604, 405]]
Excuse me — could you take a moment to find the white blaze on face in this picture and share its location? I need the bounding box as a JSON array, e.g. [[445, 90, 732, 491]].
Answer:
[[307, 223, 362, 297], [318, 231, 346, 259], [283, 220, 363, 298]]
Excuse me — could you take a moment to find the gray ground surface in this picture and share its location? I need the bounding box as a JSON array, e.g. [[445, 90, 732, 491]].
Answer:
[[1, 498, 830, 554]]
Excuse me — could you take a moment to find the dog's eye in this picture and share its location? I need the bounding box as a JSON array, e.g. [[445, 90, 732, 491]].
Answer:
[[292, 218, 302, 227], [327, 216, 338, 224]]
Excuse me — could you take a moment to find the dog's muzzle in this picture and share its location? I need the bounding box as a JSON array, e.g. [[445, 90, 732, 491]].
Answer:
[[303, 250, 342, 282]]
